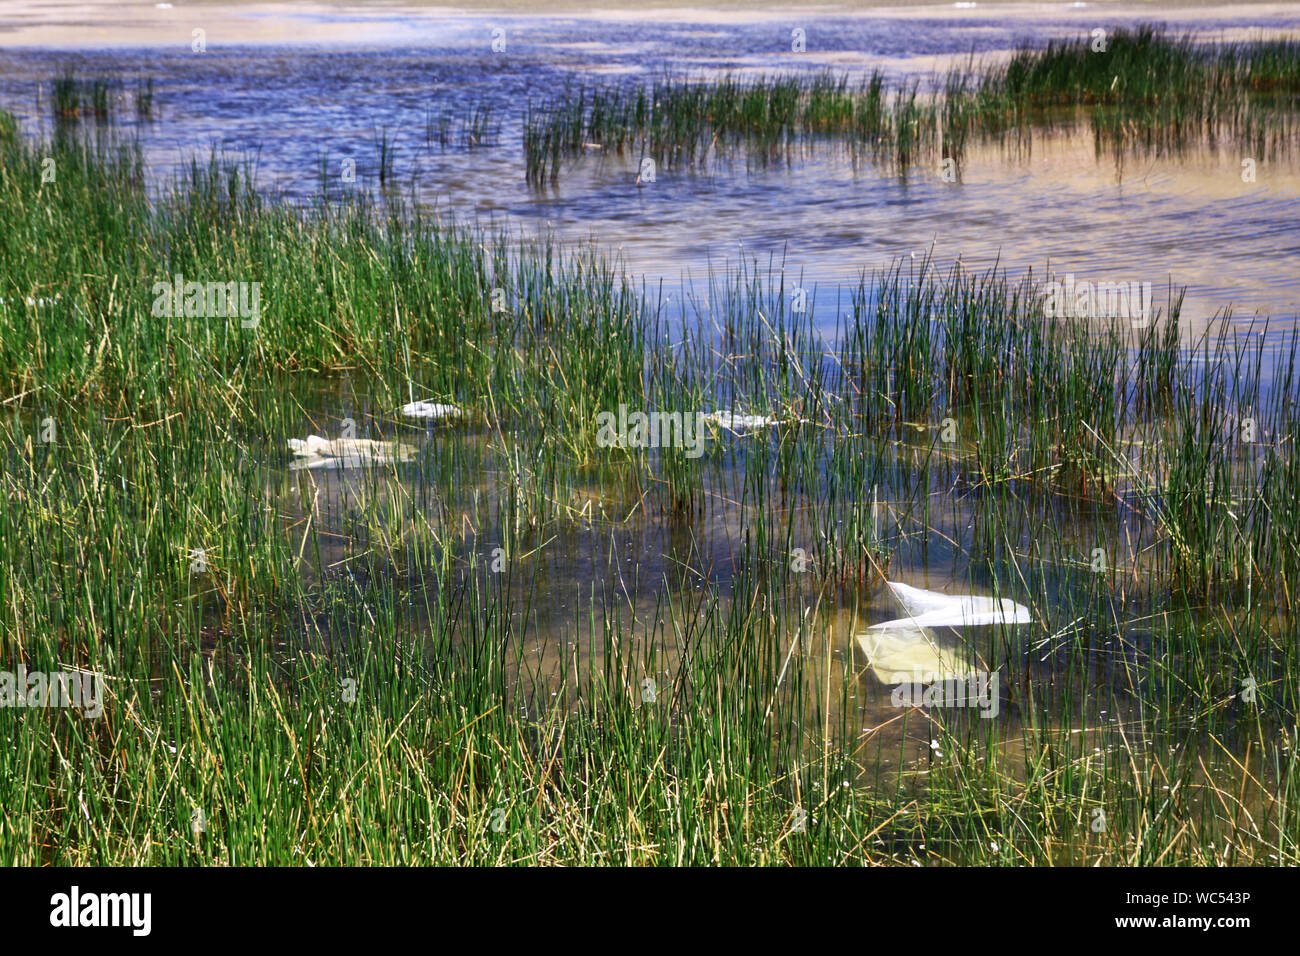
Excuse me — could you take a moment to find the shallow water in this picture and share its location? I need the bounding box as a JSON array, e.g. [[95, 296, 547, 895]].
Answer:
[[257, 370, 1243, 787]]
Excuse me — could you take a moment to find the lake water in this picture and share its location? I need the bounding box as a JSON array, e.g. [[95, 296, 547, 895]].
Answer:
[[3, 2, 1300, 338]]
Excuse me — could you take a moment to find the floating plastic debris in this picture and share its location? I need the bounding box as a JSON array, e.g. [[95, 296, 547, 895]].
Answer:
[[857, 625, 977, 683], [287, 435, 416, 471], [704, 410, 787, 432], [855, 581, 1030, 683], [399, 400, 463, 421]]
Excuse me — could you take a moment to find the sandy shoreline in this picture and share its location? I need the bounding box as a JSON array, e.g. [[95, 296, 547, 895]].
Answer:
[[3, 1, 1299, 48]]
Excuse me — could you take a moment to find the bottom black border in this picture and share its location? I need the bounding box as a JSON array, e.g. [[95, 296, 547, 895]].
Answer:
[[0, 866, 1269, 943]]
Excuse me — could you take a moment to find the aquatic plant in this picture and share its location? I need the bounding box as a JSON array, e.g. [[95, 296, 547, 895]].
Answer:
[[1, 102, 1298, 866], [523, 26, 1300, 184]]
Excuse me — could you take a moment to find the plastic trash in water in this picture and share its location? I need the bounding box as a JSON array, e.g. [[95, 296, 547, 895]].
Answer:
[[399, 401, 463, 421], [287, 435, 416, 471], [704, 409, 791, 432], [855, 581, 1031, 683]]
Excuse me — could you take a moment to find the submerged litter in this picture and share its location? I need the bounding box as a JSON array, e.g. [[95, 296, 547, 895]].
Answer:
[[287, 435, 417, 471], [704, 410, 789, 432], [855, 581, 1031, 683], [400, 400, 463, 421]]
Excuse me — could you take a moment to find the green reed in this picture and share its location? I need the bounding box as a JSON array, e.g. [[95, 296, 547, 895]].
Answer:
[[524, 26, 1300, 185], [2, 105, 1299, 865]]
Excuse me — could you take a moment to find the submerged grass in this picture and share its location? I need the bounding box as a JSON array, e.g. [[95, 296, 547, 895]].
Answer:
[[2, 97, 1300, 864], [50, 70, 157, 126]]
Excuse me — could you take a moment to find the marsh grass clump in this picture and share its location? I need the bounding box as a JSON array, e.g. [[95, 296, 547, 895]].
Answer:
[[425, 103, 497, 149], [524, 26, 1300, 185], [51, 70, 122, 125], [134, 76, 155, 120], [525, 70, 904, 184]]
